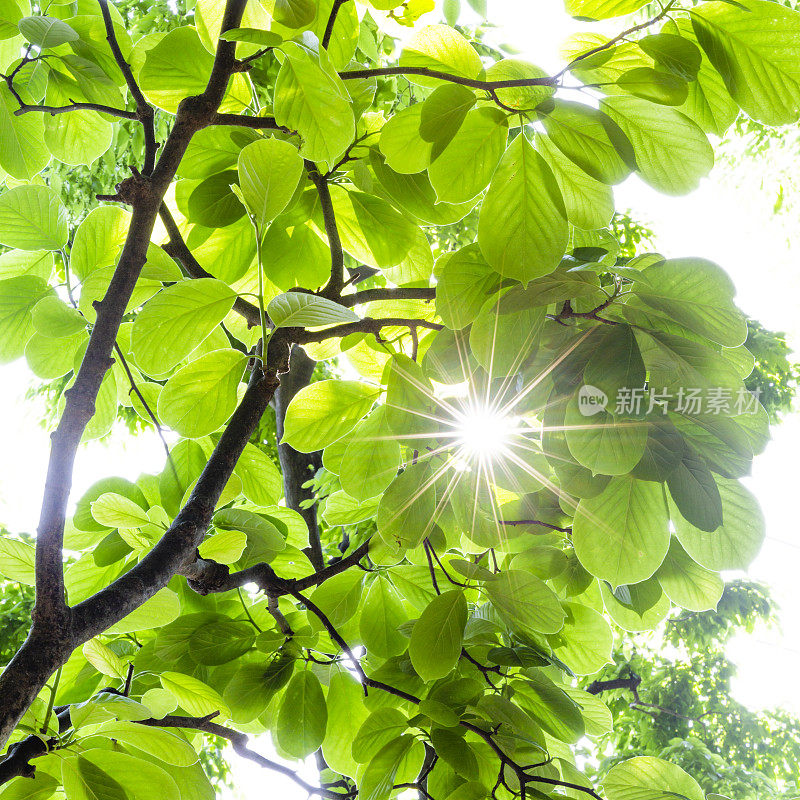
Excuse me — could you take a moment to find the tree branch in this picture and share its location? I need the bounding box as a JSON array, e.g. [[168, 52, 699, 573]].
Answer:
[[272, 346, 324, 571], [97, 0, 158, 174], [139, 715, 354, 799], [297, 317, 442, 345], [307, 163, 345, 298], [0, 0, 252, 750], [338, 66, 557, 89], [340, 287, 436, 308], [322, 0, 350, 50], [210, 112, 286, 130], [13, 102, 138, 119], [159, 204, 262, 328]]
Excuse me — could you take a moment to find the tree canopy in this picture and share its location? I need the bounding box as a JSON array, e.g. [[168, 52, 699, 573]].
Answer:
[[0, 1, 797, 799]]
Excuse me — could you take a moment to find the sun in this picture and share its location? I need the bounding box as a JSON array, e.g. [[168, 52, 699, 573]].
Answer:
[[451, 401, 520, 463]]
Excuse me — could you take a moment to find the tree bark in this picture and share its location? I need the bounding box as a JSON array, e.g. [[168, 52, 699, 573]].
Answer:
[[272, 345, 324, 571]]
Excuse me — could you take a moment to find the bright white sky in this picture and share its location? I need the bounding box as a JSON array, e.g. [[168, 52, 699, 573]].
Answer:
[[0, 1, 798, 795]]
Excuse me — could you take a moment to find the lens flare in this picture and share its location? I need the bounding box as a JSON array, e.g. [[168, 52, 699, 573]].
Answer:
[[452, 402, 519, 462]]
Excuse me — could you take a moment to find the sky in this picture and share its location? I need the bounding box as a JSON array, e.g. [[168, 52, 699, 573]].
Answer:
[[0, 0, 798, 794]]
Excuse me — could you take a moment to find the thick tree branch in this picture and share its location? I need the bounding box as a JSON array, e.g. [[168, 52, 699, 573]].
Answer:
[[183, 540, 371, 598], [272, 346, 324, 571], [307, 163, 345, 298], [0, 0, 252, 750]]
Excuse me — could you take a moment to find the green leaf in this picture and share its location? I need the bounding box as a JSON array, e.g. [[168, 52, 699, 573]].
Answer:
[[70, 206, 130, 280], [384, 353, 437, 438], [672, 477, 764, 570], [409, 589, 467, 682], [158, 349, 248, 438], [666, 448, 723, 532], [0, 276, 51, 363], [64, 756, 127, 800], [617, 67, 688, 106], [655, 538, 723, 612], [234, 443, 284, 506], [486, 571, 566, 636], [0, 186, 68, 250], [369, 151, 476, 226], [601, 96, 714, 195], [108, 589, 181, 634], [564, 396, 648, 476], [197, 529, 247, 564], [419, 83, 476, 144], [399, 24, 483, 86], [603, 756, 704, 800], [96, 721, 198, 767], [583, 324, 646, 416], [268, 291, 359, 328], [436, 244, 502, 330], [360, 575, 409, 659], [541, 100, 634, 184], [189, 618, 256, 665], [665, 19, 739, 137], [359, 736, 417, 800], [308, 570, 365, 629], [90, 492, 150, 528], [277, 670, 327, 758], [219, 27, 283, 46], [0, 536, 35, 585], [82, 639, 128, 679], [224, 654, 295, 723], [0, 250, 53, 282], [428, 107, 508, 203], [638, 33, 702, 81], [328, 186, 418, 268], [633, 257, 747, 347], [186, 170, 245, 227], [282, 379, 378, 452], [340, 407, 401, 501], [0, 0, 23, 41], [377, 462, 437, 551], [160, 671, 230, 719], [237, 137, 304, 226], [485, 58, 555, 112], [322, 670, 370, 777], [76, 750, 180, 800], [534, 133, 614, 230], [140, 27, 216, 113], [131, 279, 236, 375], [691, 0, 800, 125], [599, 577, 670, 632], [31, 295, 84, 339], [573, 477, 670, 586], [379, 104, 433, 174], [274, 42, 355, 163], [214, 508, 286, 562], [0, 85, 50, 181], [548, 601, 613, 675], [564, 0, 649, 19], [18, 15, 78, 47], [270, 0, 316, 28], [478, 134, 568, 284]]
